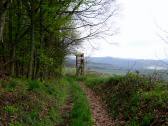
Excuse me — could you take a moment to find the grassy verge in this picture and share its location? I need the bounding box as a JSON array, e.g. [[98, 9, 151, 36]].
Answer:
[[82, 73, 168, 126], [67, 77, 93, 126], [0, 78, 70, 126]]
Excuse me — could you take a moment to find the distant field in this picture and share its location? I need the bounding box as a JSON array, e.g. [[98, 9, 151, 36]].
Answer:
[[86, 62, 167, 75], [66, 66, 168, 82], [64, 67, 76, 75], [66, 57, 168, 80]]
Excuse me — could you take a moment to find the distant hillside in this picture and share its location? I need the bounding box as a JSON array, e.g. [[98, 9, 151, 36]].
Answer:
[[87, 57, 168, 70], [66, 57, 168, 75]]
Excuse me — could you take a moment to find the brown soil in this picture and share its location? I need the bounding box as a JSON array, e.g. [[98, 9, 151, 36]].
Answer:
[[80, 83, 115, 126], [57, 95, 73, 126]]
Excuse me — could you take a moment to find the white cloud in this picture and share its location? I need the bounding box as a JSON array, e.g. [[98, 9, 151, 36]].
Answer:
[[82, 0, 168, 59]]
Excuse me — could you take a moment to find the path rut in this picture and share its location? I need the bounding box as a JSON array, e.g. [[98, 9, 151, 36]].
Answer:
[[80, 83, 115, 126], [57, 94, 73, 126]]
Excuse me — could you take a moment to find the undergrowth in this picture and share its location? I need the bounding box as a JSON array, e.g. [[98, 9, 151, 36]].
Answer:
[[83, 73, 168, 126], [0, 78, 69, 126]]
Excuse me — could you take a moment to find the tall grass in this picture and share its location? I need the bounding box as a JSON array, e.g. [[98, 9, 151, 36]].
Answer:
[[67, 78, 93, 126]]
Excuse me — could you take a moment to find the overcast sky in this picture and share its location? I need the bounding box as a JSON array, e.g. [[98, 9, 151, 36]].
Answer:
[[81, 0, 168, 59]]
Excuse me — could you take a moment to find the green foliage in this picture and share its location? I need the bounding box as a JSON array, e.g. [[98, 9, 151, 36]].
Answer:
[[4, 105, 18, 114], [79, 73, 109, 87], [0, 79, 18, 91], [27, 80, 40, 91], [0, 0, 86, 79], [83, 73, 168, 126], [0, 78, 70, 126], [9, 122, 23, 126], [68, 78, 93, 126], [141, 113, 154, 126]]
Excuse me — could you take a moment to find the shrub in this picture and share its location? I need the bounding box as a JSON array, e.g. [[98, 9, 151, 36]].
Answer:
[[83, 73, 168, 125], [1, 79, 18, 91], [4, 105, 18, 114], [27, 80, 40, 91], [141, 113, 154, 126]]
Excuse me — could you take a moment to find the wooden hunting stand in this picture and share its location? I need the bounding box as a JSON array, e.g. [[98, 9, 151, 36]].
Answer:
[[75, 53, 84, 76]]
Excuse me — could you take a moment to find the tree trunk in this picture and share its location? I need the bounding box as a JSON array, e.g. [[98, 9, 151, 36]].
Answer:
[[28, 13, 35, 79], [11, 45, 16, 76], [0, 12, 6, 43], [33, 49, 37, 79], [0, 8, 7, 74], [0, 0, 9, 42], [15, 0, 21, 77], [9, 0, 15, 76], [36, 0, 44, 78]]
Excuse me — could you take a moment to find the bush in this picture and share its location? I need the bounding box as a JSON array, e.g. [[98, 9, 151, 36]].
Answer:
[[0, 79, 18, 91], [4, 105, 18, 114], [27, 80, 40, 91], [83, 73, 168, 126]]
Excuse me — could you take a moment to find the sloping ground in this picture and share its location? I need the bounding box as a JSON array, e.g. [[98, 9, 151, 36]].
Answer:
[[0, 78, 70, 126], [80, 83, 115, 126], [84, 73, 168, 126], [0, 77, 94, 126]]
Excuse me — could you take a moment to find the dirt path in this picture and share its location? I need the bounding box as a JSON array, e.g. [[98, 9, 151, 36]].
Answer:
[[80, 83, 115, 126], [57, 94, 73, 126]]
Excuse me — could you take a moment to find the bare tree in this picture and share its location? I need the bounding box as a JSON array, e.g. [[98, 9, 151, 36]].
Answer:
[[0, 0, 10, 42]]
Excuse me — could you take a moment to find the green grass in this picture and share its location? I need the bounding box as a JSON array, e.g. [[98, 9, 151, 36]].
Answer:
[[64, 67, 76, 76], [3, 72, 167, 126], [82, 73, 168, 126], [0, 76, 94, 126], [0, 78, 70, 126], [67, 77, 93, 126]]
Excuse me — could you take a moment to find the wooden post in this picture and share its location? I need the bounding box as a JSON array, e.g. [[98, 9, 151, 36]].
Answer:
[[76, 55, 78, 76], [75, 53, 84, 76]]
